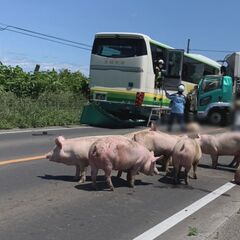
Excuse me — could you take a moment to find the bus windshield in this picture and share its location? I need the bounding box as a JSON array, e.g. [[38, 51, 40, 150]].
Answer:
[[92, 38, 147, 58]]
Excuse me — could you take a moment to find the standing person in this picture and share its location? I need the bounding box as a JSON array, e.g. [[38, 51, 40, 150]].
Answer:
[[154, 59, 165, 89], [164, 84, 186, 132]]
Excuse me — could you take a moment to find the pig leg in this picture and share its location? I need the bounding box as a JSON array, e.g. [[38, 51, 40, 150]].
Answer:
[[229, 156, 240, 168], [127, 169, 138, 188], [104, 168, 114, 191], [236, 157, 240, 168], [184, 169, 189, 185], [74, 165, 80, 180], [173, 165, 180, 184], [185, 165, 192, 185], [154, 167, 160, 175], [79, 166, 87, 184], [211, 154, 218, 169], [126, 171, 133, 187], [165, 156, 172, 174], [117, 170, 123, 178], [91, 166, 98, 190], [127, 171, 135, 188], [192, 162, 198, 179]]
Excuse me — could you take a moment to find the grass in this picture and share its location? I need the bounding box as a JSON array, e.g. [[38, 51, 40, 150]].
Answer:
[[0, 91, 86, 129], [187, 226, 199, 236]]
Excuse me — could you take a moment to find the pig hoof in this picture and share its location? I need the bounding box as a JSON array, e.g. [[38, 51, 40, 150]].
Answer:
[[78, 178, 85, 184], [109, 187, 114, 191]]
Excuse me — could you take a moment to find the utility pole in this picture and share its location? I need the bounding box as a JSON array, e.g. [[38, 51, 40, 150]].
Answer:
[[187, 39, 190, 53]]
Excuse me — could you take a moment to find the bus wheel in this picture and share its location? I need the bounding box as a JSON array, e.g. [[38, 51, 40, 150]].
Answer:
[[208, 110, 226, 126]]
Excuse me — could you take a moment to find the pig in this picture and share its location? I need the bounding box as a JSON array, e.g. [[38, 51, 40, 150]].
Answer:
[[196, 132, 240, 169], [88, 136, 159, 190], [172, 136, 202, 185], [234, 167, 240, 184], [131, 130, 180, 172], [46, 136, 103, 183], [46, 135, 139, 183]]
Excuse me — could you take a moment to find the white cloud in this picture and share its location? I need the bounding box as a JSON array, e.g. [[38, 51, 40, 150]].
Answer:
[[1, 55, 89, 76]]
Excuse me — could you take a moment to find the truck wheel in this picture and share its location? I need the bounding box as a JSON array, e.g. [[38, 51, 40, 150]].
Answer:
[[208, 110, 226, 126]]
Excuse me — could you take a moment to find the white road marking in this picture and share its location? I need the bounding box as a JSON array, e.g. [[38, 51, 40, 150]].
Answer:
[[0, 126, 92, 135], [133, 182, 236, 240]]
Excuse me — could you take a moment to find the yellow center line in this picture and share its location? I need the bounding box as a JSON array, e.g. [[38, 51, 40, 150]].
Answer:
[[0, 155, 46, 166]]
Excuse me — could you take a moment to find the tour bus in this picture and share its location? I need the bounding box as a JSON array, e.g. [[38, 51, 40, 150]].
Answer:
[[88, 32, 220, 120]]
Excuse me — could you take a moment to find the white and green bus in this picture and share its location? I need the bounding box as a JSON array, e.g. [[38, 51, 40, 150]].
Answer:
[[88, 32, 220, 121]]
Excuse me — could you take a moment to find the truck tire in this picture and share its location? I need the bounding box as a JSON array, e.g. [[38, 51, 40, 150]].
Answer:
[[208, 110, 226, 126]]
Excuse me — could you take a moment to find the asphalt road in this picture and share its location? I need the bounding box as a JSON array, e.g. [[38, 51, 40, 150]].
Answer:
[[0, 125, 239, 240]]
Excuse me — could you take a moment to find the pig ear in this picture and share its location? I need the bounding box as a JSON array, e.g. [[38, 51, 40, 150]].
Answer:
[[55, 136, 65, 148], [152, 155, 164, 163], [152, 157, 159, 163]]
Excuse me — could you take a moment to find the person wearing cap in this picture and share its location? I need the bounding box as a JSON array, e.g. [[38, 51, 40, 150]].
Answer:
[[164, 84, 186, 132]]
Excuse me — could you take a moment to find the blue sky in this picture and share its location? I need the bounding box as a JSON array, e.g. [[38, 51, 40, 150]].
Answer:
[[0, 0, 239, 75]]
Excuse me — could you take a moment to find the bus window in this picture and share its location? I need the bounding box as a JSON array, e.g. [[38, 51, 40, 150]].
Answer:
[[92, 38, 147, 58], [183, 56, 205, 83], [183, 56, 218, 84], [166, 50, 183, 78]]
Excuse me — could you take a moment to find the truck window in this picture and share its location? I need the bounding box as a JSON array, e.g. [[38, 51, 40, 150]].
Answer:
[[202, 77, 221, 92]]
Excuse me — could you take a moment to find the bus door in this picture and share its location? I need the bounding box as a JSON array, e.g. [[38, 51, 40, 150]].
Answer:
[[164, 49, 184, 90]]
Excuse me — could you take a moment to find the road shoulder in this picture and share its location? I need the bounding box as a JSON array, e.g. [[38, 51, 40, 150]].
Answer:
[[157, 185, 240, 240]]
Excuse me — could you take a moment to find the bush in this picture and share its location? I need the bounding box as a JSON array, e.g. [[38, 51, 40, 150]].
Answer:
[[0, 64, 89, 129], [0, 91, 86, 129], [0, 64, 89, 98]]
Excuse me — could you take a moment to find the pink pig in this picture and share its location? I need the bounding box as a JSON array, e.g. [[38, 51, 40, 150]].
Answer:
[[131, 130, 180, 172], [172, 136, 202, 185], [196, 132, 240, 169], [46, 136, 102, 183], [88, 136, 159, 190]]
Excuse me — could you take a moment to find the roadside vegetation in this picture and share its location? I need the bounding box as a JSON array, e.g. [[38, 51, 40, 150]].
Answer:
[[0, 64, 88, 129]]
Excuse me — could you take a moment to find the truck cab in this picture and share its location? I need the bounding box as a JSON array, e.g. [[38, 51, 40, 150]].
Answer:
[[197, 75, 233, 125]]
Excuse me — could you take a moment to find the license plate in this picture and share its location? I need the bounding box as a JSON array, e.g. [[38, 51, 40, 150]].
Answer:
[[95, 93, 107, 101]]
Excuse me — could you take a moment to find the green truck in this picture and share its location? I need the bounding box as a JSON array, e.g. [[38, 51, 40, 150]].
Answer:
[[193, 52, 240, 125]]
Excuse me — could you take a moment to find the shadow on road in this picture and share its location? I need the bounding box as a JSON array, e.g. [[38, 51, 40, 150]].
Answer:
[[198, 163, 236, 173], [156, 173, 231, 197], [75, 176, 152, 191], [38, 174, 80, 182]]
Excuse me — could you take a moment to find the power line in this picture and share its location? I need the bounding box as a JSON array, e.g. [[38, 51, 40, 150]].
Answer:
[[0, 26, 91, 51], [0, 22, 92, 51], [190, 48, 236, 53]]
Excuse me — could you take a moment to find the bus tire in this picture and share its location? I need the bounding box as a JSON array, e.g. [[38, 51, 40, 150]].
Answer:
[[208, 110, 226, 126]]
